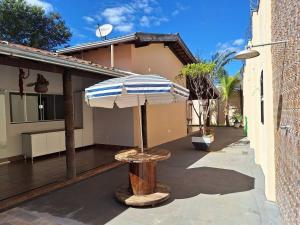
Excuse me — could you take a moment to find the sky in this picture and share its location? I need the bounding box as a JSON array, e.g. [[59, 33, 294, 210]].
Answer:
[[25, 0, 251, 74]]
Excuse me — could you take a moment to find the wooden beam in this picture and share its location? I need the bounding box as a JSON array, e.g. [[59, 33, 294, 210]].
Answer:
[[0, 55, 112, 80], [136, 33, 177, 42], [0, 55, 64, 74], [63, 70, 76, 179], [135, 42, 150, 48]]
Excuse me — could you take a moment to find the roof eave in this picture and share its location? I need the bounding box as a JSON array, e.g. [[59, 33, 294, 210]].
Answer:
[[57, 32, 197, 64], [57, 34, 137, 54], [0, 44, 126, 77]]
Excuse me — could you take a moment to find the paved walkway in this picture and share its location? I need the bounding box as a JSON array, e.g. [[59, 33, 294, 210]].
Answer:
[[0, 127, 282, 225]]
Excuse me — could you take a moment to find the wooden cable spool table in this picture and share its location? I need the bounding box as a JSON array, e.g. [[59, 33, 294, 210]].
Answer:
[[114, 148, 171, 207]]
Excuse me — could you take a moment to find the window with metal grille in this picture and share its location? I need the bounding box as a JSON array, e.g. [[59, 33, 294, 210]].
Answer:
[[260, 70, 264, 124]]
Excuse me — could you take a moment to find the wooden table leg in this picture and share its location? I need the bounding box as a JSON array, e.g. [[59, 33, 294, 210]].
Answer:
[[129, 162, 157, 195]]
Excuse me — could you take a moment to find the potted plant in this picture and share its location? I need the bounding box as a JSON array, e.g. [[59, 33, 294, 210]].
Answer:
[[232, 113, 243, 128], [178, 52, 235, 150], [178, 62, 218, 150], [27, 74, 49, 93]]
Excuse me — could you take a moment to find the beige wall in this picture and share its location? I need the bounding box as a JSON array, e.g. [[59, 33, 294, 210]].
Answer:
[[73, 44, 132, 71], [131, 44, 187, 147], [190, 91, 241, 126], [243, 0, 275, 201], [216, 91, 242, 126], [74, 43, 188, 148], [72, 45, 137, 147]]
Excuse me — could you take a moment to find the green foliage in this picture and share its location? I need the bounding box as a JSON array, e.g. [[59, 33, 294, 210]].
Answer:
[[219, 73, 240, 102], [232, 113, 243, 123], [180, 62, 215, 78], [0, 0, 71, 51]]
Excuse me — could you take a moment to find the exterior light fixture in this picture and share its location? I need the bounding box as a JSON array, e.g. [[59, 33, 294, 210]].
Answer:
[[233, 40, 287, 60], [234, 49, 260, 60]]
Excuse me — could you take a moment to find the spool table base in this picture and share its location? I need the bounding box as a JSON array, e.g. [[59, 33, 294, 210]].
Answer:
[[115, 183, 170, 207]]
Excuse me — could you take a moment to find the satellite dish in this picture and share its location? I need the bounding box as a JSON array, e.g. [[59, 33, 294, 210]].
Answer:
[[96, 24, 113, 39]]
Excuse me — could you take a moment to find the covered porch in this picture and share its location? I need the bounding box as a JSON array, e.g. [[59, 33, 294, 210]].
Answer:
[[0, 145, 123, 201], [0, 42, 134, 205]]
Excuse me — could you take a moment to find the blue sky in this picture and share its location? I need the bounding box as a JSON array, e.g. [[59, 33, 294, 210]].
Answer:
[[26, 0, 251, 74]]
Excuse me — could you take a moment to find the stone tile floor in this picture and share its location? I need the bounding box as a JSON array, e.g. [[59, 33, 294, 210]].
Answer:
[[0, 128, 282, 225]]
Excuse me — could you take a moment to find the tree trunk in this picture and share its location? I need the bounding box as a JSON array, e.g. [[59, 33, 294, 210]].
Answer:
[[206, 100, 210, 127], [198, 101, 204, 136], [202, 101, 208, 136], [63, 70, 76, 179], [239, 85, 243, 116], [225, 100, 230, 126]]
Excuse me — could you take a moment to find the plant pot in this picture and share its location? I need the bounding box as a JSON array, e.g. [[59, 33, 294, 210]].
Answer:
[[35, 84, 48, 93], [192, 135, 214, 151], [234, 122, 241, 128]]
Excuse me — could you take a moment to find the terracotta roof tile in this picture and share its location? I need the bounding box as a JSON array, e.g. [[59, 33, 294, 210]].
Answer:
[[0, 41, 118, 73]]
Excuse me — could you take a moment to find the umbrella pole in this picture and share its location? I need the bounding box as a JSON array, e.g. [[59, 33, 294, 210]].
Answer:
[[138, 95, 144, 153]]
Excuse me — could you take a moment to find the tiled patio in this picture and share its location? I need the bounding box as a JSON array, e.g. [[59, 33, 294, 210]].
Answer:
[[0, 146, 120, 201], [0, 127, 282, 225]]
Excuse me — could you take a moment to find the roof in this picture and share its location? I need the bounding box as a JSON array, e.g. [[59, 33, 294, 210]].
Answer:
[[57, 32, 197, 65], [0, 41, 129, 77]]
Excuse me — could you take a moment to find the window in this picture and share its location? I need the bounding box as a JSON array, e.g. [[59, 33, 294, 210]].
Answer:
[[54, 95, 64, 120], [10, 93, 67, 123], [26, 94, 39, 121], [39, 94, 55, 121], [260, 70, 264, 124], [10, 93, 26, 123]]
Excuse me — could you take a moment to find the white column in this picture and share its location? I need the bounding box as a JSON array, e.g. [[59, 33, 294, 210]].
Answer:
[[110, 44, 114, 68]]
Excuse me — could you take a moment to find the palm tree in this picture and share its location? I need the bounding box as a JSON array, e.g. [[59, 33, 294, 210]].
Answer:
[[219, 73, 241, 126]]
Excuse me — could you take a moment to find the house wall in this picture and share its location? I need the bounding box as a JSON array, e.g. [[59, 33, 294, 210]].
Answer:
[[271, 0, 300, 224], [243, 0, 276, 201], [0, 92, 7, 154], [0, 64, 95, 159], [190, 91, 241, 126], [93, 107, 134, 147], [78, 44, 136, 147], [131, 44, 187, 147], [72, 44, 132, 71], [74, 43, 187, 148]]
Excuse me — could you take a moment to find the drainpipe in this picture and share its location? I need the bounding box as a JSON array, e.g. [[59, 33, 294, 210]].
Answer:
[[111, 44, 114, 68]]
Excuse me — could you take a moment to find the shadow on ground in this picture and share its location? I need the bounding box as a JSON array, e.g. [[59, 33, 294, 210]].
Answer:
[[16, 127, 253, 225], [157, 127, 253, 202]]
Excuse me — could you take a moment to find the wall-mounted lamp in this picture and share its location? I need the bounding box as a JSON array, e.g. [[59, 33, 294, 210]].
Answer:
[[233, 40, 288, 60]]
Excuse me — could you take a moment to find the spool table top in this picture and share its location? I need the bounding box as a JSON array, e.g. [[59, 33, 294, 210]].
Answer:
[[115, 148, 170, 163]]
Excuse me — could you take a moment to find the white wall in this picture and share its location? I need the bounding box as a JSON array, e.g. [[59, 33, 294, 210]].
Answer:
[[190, 96, 241, 126], [0, 92, 7, 153], [243, 0, 275, 201], [0, 64, 95, 159], [93, 107, 135, 147]]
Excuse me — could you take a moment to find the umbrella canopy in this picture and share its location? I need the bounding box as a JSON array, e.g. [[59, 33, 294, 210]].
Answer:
[[85, 74, 189, 152], [85, 74, 189, 108]]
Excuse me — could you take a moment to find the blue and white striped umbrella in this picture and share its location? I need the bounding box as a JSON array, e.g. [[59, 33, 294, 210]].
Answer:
[[85, 74, 189, 108], [85, 74, 189, 152]]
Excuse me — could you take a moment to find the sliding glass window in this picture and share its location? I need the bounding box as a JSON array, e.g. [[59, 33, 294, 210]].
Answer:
[[10, 93, 66, 123]]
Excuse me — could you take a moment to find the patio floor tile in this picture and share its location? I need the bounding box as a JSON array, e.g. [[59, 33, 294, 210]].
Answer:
[[0, 127, 282, 225]]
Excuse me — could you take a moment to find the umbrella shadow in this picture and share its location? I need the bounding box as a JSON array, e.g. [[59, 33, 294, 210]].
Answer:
[[161, 166, 254, 202]]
